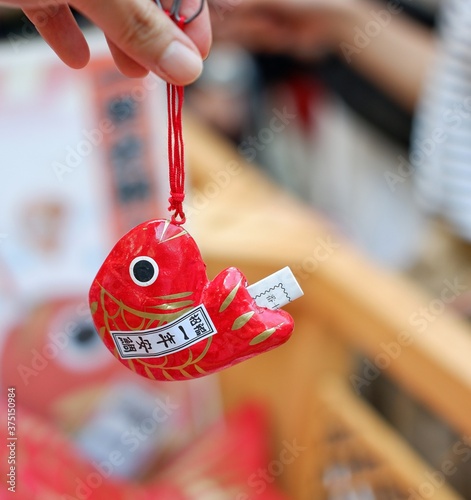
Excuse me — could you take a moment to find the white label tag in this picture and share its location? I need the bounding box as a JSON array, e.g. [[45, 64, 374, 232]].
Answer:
[[247, 267, 304, 310], [111, 304, 217, 359]]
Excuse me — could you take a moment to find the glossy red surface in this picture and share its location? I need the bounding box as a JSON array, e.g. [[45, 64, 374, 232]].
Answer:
[[89, 220, 294, 381]]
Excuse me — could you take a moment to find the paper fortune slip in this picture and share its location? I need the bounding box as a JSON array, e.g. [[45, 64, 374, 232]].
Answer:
[[247, 267, 304, 310]]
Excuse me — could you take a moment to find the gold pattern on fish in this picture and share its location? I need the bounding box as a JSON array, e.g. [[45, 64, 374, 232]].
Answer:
[[97, 285, 218, 378]]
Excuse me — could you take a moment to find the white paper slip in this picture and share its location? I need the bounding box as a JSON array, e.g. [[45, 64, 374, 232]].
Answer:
[[111, 304, 217, 359], [247, 267, 304, 310]]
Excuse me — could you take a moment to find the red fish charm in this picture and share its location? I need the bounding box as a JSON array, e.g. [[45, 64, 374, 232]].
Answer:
[[89, 220, 295, 381]]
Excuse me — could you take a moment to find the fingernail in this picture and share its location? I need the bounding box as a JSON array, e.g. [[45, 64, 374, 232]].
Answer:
[[158, 41, 203, 84]]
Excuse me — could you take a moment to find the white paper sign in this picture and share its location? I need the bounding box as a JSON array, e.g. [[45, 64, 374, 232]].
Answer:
[[247, 267, 304, 310], [112, 304, 217, 359]]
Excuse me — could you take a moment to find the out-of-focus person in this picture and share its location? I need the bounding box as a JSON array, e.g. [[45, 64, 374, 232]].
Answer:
[[209, 0, 471, 300], [210, 0, 435, 111]]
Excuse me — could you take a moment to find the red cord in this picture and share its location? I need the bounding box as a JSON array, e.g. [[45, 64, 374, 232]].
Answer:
[[167, 16, 187, 225], [167, 83, 186, 225]]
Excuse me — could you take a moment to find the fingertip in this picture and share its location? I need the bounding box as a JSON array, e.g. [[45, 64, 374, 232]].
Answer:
[[119, 65, 151, 79], [183, 2, 212, 60], [67, 45, 91, 69], [106, 37, 150, 78], [201, 31, 212, 60], [54, 40, 90, 70], [25, 5, 91, 70], [156, 39, 203, 85]]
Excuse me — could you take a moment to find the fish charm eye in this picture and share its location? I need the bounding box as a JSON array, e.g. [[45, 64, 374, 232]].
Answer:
[[129, 256, 159, 287]]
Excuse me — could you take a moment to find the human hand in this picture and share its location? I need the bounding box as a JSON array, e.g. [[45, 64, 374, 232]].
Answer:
[[0, 0, 212, 84], [210, 0, 352, 59]]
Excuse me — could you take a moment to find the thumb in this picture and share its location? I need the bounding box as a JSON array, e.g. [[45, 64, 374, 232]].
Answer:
[[72, 0, 204, 85]]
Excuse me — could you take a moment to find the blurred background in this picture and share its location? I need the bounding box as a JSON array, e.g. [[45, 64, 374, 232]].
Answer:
[[2, 0, 471, 498]]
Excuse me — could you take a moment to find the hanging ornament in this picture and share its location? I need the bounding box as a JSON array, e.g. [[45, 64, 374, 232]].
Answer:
[[89, 219, 303, 381], [88, 0, 303, 381]]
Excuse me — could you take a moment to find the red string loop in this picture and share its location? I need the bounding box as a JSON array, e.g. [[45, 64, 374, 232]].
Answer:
[[166, 14, 187, 226], [167, 83, 186, 225]]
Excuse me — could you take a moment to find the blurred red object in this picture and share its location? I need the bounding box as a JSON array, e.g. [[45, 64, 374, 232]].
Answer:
[[90, 219, 294, 382], [0, 403, 288, 499]]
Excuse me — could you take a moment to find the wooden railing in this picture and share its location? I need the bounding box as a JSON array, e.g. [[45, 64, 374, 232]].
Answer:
[[186, 115, 471, 499]]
